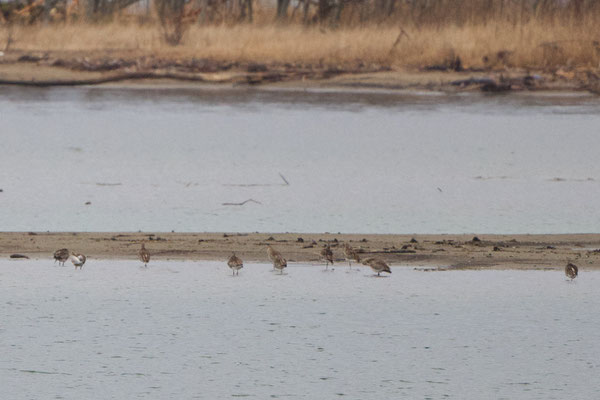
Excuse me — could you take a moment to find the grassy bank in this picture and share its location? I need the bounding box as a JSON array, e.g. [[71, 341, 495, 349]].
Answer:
[[2, 19, 599, 71]]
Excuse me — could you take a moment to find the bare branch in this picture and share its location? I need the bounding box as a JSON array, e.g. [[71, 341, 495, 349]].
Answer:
[[279, 173, 290, 186], [223, 173, 290, 187], [222, 199, 263, 206]]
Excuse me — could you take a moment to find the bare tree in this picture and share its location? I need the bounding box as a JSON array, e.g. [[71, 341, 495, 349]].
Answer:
[[155, 0, 186, 45], [82, 0, 142, 20], [277, 0, 291, 20], [238, 0, 253, 22]]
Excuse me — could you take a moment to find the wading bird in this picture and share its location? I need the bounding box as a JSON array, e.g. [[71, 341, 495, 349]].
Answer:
[[69, 252, 86, 269], [273, 254, 287, 274], [267, 244, 282, 263], [228, 253, 243, 276], [320, 245, 334, 270], [344, 243, 360, 269], [267, 244, 287, 274], [565, 262, 578, 280], [362, 257, 392, 276], [138, 243, 150, 267], [53, 248, 69, 266]]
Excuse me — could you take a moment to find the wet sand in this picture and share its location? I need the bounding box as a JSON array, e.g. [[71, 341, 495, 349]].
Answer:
[[2, 232, 600, 270], [0, 52, 595, 93]]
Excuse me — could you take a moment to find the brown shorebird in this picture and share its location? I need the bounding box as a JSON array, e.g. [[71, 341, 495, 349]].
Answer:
[[53, 248, 69, 266], [273, 254, 287, 274], [267, 245, 287, 274], [138, 243, 150, 267], [565, 262, 578, 280], [69, 252, 87, 269], [320, 245, 334, 270], [267, 245, 282, 263], [227, 253, 244, 276], [362, 257, 392, 276], [344, 243, 360, 269]]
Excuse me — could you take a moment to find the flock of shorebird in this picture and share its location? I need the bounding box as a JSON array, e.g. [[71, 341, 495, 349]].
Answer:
[[53, 248, 87, 269], [53, 242, 578, 280], [216, 243, 391, 276], [234, 244, 392, 276], [52, 242, 393, 276]]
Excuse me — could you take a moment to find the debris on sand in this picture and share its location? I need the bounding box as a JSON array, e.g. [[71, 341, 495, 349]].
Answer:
[[222, 199, 262, 206], [10, 254, 29, 259], [95, 182, 122, 186]]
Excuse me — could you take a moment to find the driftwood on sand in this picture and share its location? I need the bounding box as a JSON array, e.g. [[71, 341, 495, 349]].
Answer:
[[0, 72, 216, 87], [222, 199, 262, 206]]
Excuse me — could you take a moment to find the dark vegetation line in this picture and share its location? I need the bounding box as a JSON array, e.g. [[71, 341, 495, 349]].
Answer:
[[0, 71, 214, 86]]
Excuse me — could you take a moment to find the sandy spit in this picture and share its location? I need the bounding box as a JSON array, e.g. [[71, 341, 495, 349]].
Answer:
[[2, 232, 600, 270]]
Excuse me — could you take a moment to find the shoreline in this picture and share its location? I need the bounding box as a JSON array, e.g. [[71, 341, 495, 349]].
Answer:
[[1, 51, 598, 94], [3, 232, 600, 270]]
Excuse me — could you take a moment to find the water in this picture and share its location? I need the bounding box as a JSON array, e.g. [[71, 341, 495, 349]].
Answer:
[[1, 86, 600, 233], [1, 259, 599, 399]]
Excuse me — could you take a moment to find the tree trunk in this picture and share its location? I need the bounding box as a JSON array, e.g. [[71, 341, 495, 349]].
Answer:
[[277, 0, 290, 20]]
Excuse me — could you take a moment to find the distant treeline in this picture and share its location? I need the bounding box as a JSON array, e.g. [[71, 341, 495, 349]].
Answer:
[[1, 0, 598, 46], [1, 0, 598, 25]]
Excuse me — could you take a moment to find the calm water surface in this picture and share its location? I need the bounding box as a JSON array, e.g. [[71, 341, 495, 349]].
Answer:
[[1, 260, 599, 399], [1, 86, 600, 233]]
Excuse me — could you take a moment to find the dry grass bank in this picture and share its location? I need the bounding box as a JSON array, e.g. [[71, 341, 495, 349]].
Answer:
[[2, 19, 600, 71]]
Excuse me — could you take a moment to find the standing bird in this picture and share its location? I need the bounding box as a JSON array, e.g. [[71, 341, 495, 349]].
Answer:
[[565, 262, 578, 280], [267, 245, 287, 274], [228, 253, 244, 276], [362, 257, 392, 276], [344, 243, 360, 269], [267, 245, 282, 263], [53, 248, 69, 266], [69, 252, 86, 269], [273, 254, 287, 274], [320, 245, 334, 270], [138, 243, 150, 267]]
